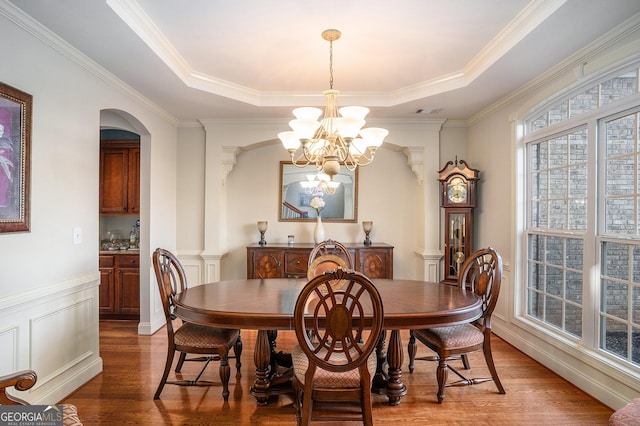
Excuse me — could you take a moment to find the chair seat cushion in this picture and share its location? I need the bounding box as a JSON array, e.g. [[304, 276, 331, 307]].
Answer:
[[291, 344, 377, 388], [414, 323, 483, 350], [174, 322, 239, 349], [609, 398, 640, 426], [62, 404, 83, 426]]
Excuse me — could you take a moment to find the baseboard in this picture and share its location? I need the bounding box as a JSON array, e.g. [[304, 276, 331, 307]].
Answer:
[[493, 322, 630, 409], [31, 357, 103, 405]]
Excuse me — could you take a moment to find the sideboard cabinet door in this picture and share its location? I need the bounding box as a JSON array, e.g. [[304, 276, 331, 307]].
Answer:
[[356, 248, 393, 279], [249, 249, 284, 278]]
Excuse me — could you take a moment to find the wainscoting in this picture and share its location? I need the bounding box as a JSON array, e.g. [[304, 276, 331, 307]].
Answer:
[[0, 273, 102, 405]]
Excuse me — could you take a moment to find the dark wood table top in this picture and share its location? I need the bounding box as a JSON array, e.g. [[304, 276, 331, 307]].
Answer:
[[174, 278, 482, 330]]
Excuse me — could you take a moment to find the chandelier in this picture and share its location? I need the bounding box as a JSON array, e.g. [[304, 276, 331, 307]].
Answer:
[[300, 173, 340, 195], [278, 29, 388, 181]]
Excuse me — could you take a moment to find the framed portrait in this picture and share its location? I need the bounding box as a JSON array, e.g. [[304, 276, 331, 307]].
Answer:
[[0, 82, 32, 233]]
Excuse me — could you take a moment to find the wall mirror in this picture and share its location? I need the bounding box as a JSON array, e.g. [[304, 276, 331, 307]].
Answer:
[[279, 161, 358, 222]]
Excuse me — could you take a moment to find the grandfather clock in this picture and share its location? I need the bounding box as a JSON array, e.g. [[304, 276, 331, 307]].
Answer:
[[438, 158, 479, 284]]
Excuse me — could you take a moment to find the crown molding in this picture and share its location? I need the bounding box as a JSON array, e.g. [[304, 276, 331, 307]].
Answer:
[[464, 0, 567, 81], [468, 11, 640, 126], [107, 0, 565, 108], [0, 0, 178, 125]]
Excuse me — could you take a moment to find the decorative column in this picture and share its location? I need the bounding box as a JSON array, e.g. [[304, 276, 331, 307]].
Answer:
[[402, 120, 445, 282], [200, 119, 240, 282]]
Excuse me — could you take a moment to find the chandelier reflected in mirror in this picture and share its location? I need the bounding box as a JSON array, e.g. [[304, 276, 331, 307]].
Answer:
[[300, 173, 340, 195], [278, 29, 388, 182]]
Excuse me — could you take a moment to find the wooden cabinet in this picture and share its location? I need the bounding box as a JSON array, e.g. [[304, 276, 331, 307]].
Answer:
[[99, 140, 140, 215], [99, 253, 140, 320], [247, 243, 393, 279]]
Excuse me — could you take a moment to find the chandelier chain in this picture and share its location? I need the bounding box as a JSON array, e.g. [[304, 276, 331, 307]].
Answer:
[[329, 38, 334, 90]]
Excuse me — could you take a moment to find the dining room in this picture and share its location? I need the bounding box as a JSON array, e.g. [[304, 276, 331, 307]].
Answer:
[[1, 1, 640, 424]]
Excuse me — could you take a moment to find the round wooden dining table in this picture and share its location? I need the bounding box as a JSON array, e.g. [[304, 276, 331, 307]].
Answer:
[[174, 277, 481, 405]]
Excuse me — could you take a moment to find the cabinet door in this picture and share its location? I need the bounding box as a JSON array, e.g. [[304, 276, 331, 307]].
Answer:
[[100, 147, 129, 214], [99, 268, 116, 314], [127, 147, 140, 214], [118, 269, 140, 315], [250, 250, 284, 278], [357, 249, 392, 279]]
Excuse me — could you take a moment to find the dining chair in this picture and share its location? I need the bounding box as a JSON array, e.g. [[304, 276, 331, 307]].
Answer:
[[407, 246, 506, 403], [291, 268, 384, 425], [0, 370, 84, 425], [307, 239, 354, 277], [152, 248, 242, 401]]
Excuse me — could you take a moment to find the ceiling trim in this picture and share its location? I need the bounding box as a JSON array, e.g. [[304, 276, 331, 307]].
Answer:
[[468, 11, 640, 126], [1, 0, 178, 125], [107, 0, 566, 108], [463, 0, 567, 81]]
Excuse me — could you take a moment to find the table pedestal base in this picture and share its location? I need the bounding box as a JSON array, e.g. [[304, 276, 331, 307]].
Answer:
[[372, 329, 407, 405], [250, 330, 294, 405]]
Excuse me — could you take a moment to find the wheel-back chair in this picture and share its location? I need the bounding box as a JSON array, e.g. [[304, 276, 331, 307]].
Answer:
[[307, 239, 354, 278], [291, 268, 384, 425], [152, 248, 242, 401], [408, 246, 506, 403]]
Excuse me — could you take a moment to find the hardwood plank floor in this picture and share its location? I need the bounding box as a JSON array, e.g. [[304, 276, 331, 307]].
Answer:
[[63, 320, 614, 425]]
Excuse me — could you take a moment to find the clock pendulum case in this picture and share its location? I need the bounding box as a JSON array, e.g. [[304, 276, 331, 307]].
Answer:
[[437, 158, 480, 284]]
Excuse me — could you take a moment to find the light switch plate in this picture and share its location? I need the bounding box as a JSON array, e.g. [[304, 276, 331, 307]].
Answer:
[[73, 227, 82, 244]]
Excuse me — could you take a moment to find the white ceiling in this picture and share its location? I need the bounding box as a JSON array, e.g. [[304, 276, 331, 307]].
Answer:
[[7, 0, 640, 122]]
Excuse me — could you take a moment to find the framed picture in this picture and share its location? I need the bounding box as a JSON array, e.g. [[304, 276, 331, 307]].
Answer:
[[0, 82, 32, 233]]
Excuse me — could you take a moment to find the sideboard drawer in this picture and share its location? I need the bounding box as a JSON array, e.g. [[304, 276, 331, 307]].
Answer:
[[284, 252, 309, 277]]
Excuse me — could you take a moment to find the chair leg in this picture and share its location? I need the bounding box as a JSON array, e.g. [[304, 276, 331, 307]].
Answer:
[[436, 357, 449, 403], [154, 348, 175, 399], [219, 352, 231, 401], [361, 379, 374, 426], [482, 337, 505, 394], [175, 352, 187, 373], [292, 377, 303, 425], [408, 331, 417, 373], [234, 334, 243, 375], [461, 353, 471, 370], [301, 383, 313, 426]]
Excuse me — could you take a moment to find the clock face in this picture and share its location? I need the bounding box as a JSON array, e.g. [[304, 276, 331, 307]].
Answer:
[[447, 177, 467, 203]]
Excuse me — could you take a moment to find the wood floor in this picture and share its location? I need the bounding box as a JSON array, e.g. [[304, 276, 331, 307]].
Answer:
[[62, 320, 614, 425]]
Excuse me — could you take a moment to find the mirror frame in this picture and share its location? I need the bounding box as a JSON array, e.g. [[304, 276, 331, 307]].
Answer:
[[278, 161, 358, 223]]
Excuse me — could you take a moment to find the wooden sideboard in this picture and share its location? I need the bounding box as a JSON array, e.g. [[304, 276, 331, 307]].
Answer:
[[247, 243, 393, 279]]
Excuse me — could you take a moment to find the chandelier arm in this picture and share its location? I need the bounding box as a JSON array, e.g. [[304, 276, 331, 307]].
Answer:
[[290, 149, 312, 168]]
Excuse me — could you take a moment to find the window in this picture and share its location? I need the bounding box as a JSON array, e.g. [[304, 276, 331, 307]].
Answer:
[[527, 129, 587, 338], [599, 111, 640, 365], [525, 65, 640, 368]]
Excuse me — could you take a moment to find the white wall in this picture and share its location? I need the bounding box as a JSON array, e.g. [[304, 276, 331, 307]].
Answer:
[[223, 142, 419, 280], [176, 119, 446, 283], [0, 7, 179, 403]]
